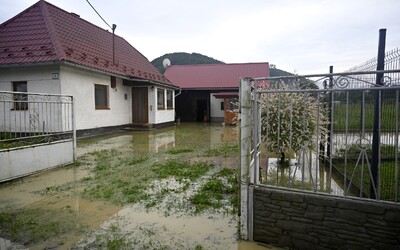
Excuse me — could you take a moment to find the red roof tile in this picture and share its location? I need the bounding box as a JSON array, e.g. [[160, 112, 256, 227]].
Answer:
[[164, 63, 269, 89], [0, 0, 173, 87]]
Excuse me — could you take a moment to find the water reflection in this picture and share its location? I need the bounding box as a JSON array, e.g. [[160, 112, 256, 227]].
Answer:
[[148, 129, 176, 153], [263, 131, 400, 199], [331, 132, 400, 155], [263, 152, 344, 196]]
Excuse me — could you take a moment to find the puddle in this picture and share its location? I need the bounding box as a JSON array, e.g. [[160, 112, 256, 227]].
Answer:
[[0, 168, 91, 209], [73, 204, 237, 249], [0, 123, 282, 249]]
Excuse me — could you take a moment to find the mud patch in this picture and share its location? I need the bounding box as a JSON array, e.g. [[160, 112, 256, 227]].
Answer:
[[73, 204, 238, 250]]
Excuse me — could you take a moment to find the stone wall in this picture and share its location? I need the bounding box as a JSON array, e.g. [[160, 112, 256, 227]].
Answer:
[[253, 186, 400, 250]]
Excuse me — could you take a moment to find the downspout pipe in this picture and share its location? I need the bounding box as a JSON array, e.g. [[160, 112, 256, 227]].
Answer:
[[174, 88, 182, 97]]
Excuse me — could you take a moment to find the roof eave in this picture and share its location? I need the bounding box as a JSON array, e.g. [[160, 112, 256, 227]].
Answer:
[[0, 60, 178, 89], [179, 87, 239, 91], [0, 61, 61, 68], [62, 61, 178, 89], [123, 78, 179, 90]]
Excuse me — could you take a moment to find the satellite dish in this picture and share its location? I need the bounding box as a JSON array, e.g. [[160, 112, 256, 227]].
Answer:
[[162, 58, 171, 68]]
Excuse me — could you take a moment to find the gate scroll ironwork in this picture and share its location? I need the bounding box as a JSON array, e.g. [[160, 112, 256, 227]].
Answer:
[[240, 69, 400, 207]]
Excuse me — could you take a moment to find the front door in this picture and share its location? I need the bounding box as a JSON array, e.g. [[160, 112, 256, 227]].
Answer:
[[132, 87, 148, 124]]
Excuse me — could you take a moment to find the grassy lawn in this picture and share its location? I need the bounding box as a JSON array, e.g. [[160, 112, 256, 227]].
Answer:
[[332, 99, 398, 132], [331, 158, 399, 201]]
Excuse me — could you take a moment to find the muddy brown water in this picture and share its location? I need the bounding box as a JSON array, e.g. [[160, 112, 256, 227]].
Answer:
[[0, 123, 282, 250]]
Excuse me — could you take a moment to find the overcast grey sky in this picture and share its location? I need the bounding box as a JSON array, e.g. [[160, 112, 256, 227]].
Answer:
[[1, 0, 399, 74]]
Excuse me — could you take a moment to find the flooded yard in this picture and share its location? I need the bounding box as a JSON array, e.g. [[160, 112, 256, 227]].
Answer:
[[0, 123, 280, 250]]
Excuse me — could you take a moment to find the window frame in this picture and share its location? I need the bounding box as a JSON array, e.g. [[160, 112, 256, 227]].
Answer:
[[166, 90, 173, 109], [12, 81, 28, 111], [94, 84, 109, 110], [157, 88, 165, 110]]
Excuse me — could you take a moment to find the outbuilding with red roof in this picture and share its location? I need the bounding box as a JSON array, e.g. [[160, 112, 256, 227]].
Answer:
[[164, 63, 269, 124], [0, 0, 178, 133]]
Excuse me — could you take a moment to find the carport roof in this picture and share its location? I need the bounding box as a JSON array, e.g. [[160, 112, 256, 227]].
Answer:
[[0, 0, 175, 88], [164, 62, 269, 89]]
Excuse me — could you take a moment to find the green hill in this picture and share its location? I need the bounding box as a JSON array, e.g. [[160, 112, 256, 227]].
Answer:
[[151, 52, 224, 74]]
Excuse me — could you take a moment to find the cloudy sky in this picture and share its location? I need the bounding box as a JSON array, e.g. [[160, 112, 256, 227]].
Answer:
[[1, 0, 399, 74]]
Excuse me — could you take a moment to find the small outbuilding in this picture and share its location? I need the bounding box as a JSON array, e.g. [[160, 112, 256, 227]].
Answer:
[[164, 63, 269, 124]]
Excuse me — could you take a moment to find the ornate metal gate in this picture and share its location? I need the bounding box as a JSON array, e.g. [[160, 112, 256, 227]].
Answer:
[[239, 69, 400, 239]]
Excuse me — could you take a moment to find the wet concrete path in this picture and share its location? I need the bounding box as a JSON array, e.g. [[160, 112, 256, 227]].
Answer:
[[0, 123, 282, 249]]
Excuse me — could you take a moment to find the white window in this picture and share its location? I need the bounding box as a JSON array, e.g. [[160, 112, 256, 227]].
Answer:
[[166, 90, 173, 109], [157, 89, 165, 109], [12, 81, 28, 110]]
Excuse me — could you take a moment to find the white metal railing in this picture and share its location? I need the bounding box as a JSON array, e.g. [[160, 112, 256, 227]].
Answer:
[[0, 91, 75, 154]]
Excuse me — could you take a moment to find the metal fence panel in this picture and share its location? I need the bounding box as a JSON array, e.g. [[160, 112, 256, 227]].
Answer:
[[0, 91, 74, 150], [244, 68, 400, 204]]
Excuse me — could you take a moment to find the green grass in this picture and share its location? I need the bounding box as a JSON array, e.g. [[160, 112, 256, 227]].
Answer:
[[165, 148, 194, 154], [336, 144, 398, 160], [81, 150, 215, 207], [153, 160, 213, 182], [0, 207, 85, 246], [93, 223, 131, 250], [81, 149, 239, 213], [204, 143, 239, 157], [0, 132, 15, 140], [332, 158, 400, 201], [333, 100, 398, 131], [81, 149, 151, 204], [120, 155, 148, 165], [333, 143, 399, 201], [190, 168, 238, 214]]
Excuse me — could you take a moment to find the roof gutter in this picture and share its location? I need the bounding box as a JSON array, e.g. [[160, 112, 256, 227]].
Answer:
[[122, 78, 179, 90], [178, 87, 239, 91]]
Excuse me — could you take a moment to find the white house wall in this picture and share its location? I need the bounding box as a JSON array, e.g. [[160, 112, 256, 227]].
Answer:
[[60, 65, 132, 130], [151, 87, 175, 125], [0, 65, 61, 94], [148, 86, 155, 124], [210, 94, 224, 123], [0, 65, 64, 132]]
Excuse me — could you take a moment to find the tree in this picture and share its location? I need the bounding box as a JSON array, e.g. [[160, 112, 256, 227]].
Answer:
[[261, 83, 327, 163]]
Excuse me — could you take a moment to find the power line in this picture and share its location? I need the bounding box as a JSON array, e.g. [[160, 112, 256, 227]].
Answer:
[[85, 0, 112, 29]]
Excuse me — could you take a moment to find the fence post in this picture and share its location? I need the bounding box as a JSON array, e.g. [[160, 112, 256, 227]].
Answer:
[[371, 28, 386, 199], [239, 77, 252, 240], [72, 95, 77, 161]]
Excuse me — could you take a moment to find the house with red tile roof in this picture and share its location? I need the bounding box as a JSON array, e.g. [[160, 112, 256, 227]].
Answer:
[[0, 0, 178, 134], [164, 63, 269, 124]]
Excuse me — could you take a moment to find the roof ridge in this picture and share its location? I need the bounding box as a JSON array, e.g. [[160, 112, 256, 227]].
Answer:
[[42, 0, 129, 46], [38, 0, 65, 60], [168, 62, 269, 68], [169, 62, 269, 67]]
